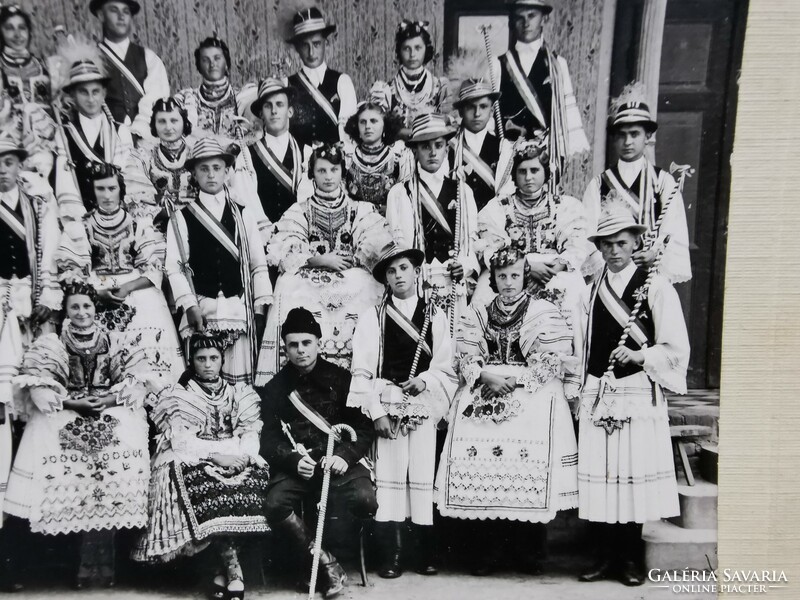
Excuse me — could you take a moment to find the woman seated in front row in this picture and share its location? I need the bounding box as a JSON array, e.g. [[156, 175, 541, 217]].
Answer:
[[133, 332, 270, 600]]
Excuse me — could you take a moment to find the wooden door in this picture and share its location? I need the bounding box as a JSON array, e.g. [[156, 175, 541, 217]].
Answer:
[[655, 0, 748, 388]]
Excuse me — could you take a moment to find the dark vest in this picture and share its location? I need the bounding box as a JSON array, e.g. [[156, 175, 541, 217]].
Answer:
[[288, 69, 342, 147], [103, 41, 147, 125], [183, 202, 243, 299], [249, 143, 297, 223], [499, 47, 552, 136], [587, 267, 656, 379], [61, 120, 120, 210], [599, 164, 665, 222], [417, 177, 458, 264], [0, 205, 30, 280], [380, 299, 433, 384], [450, 132, 501, 212]]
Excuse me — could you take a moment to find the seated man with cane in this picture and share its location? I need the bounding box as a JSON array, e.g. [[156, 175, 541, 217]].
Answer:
[[259, 307, 376, 599]]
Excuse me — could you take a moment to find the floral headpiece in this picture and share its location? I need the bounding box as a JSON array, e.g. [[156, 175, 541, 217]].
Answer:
[[512, 134, 549, 162], [311, 141, 345, 163], [398, 19, 430, 34], [62, 279, 97, 302], [188, 332, 226, 357], [489, 244, 526, 270]]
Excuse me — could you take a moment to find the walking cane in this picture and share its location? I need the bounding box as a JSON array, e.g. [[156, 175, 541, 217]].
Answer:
[[308, 423, 357, 600]]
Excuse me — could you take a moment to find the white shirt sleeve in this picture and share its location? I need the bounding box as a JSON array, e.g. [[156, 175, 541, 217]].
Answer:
[[130, 48, 171, 141], [337, 73, 358, 142]]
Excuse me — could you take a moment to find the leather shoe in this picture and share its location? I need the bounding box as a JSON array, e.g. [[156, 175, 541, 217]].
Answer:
[[619, 560, 644, 586], [579, 558, 615, 582]]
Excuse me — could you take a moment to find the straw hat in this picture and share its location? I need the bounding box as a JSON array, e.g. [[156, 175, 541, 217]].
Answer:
[[588, 197, 648, 243], [608, 82, 658, 133], [372, 243, 425, 284], [452, 79, 501, 109], [184, 137, 236, 170], [250, 77, 294, 116], [286, 6, 336, 44], [406, 113, 457, 144], [0, 134, 28, 161], [63, 59, 109, 91]]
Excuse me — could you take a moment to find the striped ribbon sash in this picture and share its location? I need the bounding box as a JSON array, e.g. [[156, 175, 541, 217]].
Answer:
[[451, 136, 495, 189], [296, 71, 339, 127], [252, 138, 301, 192], [185, 202, 240, 261], [288, 390, 341, 442], [386, 301, 432, 358], [0, 202, 25, 240], [98, 42, 145, 97], [66, 121, 114, 164], [502, 50, 548, 130], [417, 178, 453, 237], [596, 275, 651, 348], [601, 169, 643, 218]]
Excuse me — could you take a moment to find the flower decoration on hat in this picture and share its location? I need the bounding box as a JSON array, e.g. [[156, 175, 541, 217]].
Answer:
[[512, 132, 549, 162], [397, 19, 430, 34]]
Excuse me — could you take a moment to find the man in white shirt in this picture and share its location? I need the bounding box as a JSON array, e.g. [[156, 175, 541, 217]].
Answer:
[[581, 86, 692, 284], [448, 77, 514, 211], [166, 138, 272, 385], [284, 6, 357, 147], [385, 113, 479, 334], [495, 0, 588, 172], [575, 199, 689, 586], [53, 54, 133, 221], [348, 244, 456, 579], [91, 0, 170, 142], [0, 139, 61, 576], [235, 77, 311, 247]]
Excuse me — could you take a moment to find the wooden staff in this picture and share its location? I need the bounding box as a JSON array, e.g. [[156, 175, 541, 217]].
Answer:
[[478, 25, 505, 140], [645, 162, 694, 249], [592, 235, 671, 416], [308, 423, 357, 600]]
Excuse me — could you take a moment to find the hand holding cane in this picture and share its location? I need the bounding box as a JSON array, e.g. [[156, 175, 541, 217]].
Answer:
[[592, 235, 671, 417], [308, 423, 357, 600], [390, 303, 433, 438]]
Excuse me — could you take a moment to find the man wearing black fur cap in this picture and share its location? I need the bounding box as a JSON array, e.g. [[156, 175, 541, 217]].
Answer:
[[259, 307, 376, 599]]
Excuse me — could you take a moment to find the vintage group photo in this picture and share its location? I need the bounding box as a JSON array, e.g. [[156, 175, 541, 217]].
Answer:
[[0, 0, 746, 598]]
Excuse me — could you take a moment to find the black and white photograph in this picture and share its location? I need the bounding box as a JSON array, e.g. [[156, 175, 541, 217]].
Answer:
[[0, 0, 751, 598]]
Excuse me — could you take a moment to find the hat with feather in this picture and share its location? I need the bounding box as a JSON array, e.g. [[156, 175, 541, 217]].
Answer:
[[447, 49, 501, 110], [608, 82, 658, 133], [51, 34, 109, 94], [282, 0, 337, 44]]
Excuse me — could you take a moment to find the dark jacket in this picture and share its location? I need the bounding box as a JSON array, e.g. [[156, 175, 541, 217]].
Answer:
[[258, 357, 374, 476]]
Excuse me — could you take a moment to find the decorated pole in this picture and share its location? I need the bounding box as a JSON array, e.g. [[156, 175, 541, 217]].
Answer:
[[478, 24, 505, 140], [308, 423, 357, 600], [592, 235, 671, 416], [645, 162, 693, 249], [448, 134, 465, 337]]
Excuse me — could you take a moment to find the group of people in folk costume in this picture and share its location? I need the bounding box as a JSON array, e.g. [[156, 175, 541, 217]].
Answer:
[[0, 0, 694, 596]]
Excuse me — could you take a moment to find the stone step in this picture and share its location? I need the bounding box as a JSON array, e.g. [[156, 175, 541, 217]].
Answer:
[[699, 442, 719, 484], [643, 520, 717, 571], [668, 480, 718, 530]]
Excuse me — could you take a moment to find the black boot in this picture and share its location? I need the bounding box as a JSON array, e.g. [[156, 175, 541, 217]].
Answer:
[[377, 522, 403, 579], [413, 524, 438, 575], [579, 523, 616, 583], [272, 513, 347, 598], [618, 523, 644, 586], [318, 548, 347, 599], [0, 518, 25, 592]]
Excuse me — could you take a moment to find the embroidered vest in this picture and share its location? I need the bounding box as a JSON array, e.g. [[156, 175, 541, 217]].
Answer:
[[499, 48, 552, 134], [419, 177, 458, 264], [380, 299, 433, 384], [288, 69, 342, 147], [183, 202, 244, 299], [249, 144, 297, 223], [0, 205, 30, 279], [587, 268, 656, 379], [103, 42, 147, 124]]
